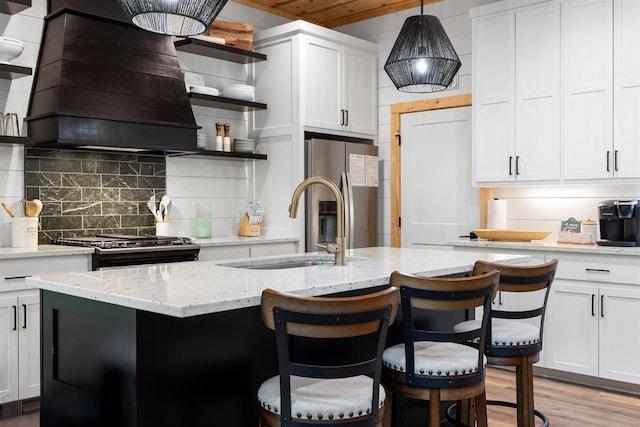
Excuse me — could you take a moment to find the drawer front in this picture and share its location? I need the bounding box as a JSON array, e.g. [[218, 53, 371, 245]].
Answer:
[[250, 242, 298, 258], [552, 253, 640, 285], [0, 255, 91, 292], [198, 246, 251, 262]]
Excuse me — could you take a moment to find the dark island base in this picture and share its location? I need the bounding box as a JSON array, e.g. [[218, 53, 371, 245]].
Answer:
[[41, 286, 469, 427]]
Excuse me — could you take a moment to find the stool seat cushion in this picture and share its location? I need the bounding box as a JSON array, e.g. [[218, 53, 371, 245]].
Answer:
[[383, 342, 485, 376], [258, 375, 385, 421], [454, 319, 540, 346]]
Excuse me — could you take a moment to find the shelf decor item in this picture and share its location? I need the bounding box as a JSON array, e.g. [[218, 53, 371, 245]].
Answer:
[[0, 36, 24, 64], [384, 0, 461, 92], [117, 0, 228, 36]]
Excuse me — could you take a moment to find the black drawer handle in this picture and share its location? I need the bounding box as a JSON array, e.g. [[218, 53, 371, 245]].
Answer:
[[509, 156, 513, 175], [606, 150, 611, 172], [22, 304, 27, 329], [12, 305, 17, 331], [4, 275, 31, 280], [591, 294, 595, 316], [600, 295, 605, 318], [515, 156, 520, 175], [586, 268, 609, 273], [614, 150, 618, 171]]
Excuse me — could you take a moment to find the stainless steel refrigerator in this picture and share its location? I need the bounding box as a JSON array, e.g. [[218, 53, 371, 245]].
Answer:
[[305, 138, 378, 251]]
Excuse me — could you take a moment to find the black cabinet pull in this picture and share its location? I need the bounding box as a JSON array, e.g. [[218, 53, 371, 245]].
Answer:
[[600, 295, 605, 318], [498, 291, 503, 306], [509, 156, 513, 175], [22, 304, 27, 329], [586, 268, 609, 273], [12, 305, 17, 331], [606, 150, 611, 172], [614, 150, 618, 171], [515, 156, 520, 175], [591, 294, 595, 316], [345, 110, 349, 126], [4, 275, 30, 280]]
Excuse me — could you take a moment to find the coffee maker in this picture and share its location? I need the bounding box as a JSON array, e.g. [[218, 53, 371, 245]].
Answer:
[[596, 199, 640, 247]]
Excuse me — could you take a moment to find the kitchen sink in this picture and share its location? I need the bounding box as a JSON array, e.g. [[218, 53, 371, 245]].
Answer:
[[219, 255, 366, 270]]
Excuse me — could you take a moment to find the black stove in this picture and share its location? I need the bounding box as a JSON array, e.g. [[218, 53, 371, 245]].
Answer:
[[55, 234, 200, 270]]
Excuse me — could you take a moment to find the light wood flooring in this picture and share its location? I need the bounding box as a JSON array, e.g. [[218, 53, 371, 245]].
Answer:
[[1, 368, 638, 426]]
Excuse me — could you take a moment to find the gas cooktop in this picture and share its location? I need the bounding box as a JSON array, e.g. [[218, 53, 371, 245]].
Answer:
[[54, 234, 195, 250]]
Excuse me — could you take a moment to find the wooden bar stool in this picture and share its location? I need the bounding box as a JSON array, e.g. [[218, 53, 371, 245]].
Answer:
[[258, 287, 399, 427], [453, 259, 558, 427], [381, 269, 499, 427]]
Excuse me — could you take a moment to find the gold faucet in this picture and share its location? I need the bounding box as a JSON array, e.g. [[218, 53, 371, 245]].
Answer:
[[288, 176, 346, 266]]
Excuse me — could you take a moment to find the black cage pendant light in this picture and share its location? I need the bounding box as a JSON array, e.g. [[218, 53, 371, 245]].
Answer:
[[384, 0, 461, 93], [117, 0, 228, 36]]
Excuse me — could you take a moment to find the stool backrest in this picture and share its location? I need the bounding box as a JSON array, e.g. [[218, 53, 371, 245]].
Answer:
[[390, 270, 499, 389], [473, 259, 558, 356], [261, 287, 400, 426]]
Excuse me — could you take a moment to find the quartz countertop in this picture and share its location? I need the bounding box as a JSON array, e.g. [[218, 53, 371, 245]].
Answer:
[[0, 244, 95, 260], [26, 246, 530, 318], [448, 239, 640, 257]]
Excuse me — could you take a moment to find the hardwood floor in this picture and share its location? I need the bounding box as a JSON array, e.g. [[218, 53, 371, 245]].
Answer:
[[1, 368, 638, 426]]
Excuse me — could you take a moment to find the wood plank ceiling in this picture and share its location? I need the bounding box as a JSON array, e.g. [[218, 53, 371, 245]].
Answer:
[[231, 0, 442, 28]]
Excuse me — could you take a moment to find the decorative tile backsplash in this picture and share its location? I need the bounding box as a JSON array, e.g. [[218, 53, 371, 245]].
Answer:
[[25, 148, 165, 243]]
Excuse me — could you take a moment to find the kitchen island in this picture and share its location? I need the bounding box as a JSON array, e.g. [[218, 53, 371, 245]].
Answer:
[[27, 247, 529, 427]]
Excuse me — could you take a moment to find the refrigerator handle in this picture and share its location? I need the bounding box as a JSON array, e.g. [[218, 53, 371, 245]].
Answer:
[[342, 171, 355, 249]]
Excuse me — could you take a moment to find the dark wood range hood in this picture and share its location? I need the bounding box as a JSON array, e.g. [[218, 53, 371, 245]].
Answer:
[[26, 0, 198, 153]]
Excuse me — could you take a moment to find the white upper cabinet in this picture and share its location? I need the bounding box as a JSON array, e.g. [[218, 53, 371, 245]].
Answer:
[[562, 0, 614, 180], [473, 3, 561, 184], [302, 35, 377, 136], [613, 0, 640, 179]]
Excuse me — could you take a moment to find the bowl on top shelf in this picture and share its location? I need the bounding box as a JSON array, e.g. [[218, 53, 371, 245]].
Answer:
[[222, 84, 254, 101], [0, 37, 24, 64], [473, 229, 552, 242], [233, 138, 254, 153]]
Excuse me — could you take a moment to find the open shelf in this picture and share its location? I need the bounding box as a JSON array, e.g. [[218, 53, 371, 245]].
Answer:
[[174, 38, 267, 64], [0, 135, 30, 144], [0, 0, 31, 14], [169, 149, 267, 161], [188, 92, 267, 112], [0, 63, 32, 79]]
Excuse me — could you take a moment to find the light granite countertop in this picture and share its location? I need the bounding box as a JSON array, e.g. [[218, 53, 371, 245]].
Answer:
[[449, 239, 640, 257], [26, 246, 530, 318], [0, 244, 95, 260]]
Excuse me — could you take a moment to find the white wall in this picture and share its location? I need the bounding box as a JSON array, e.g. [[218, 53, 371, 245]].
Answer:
[[0, 0, 46, 246], [166, 3, 290, 238], [338, 0, 498, 246]]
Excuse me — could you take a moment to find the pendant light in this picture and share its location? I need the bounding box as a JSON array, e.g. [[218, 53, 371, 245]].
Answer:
[[117, 0, 228, 36], [384, 0, 461, 93]]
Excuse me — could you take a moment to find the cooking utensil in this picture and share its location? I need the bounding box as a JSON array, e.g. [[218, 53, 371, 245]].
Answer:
[[148, 195, 161, 223], [33, 199, 43, 217], [2, 202, 13, 217], [11, 200, 25, 217], [25, 200, 38, 217], [254, 201, 264, 224], [159, 195, 171, 223]]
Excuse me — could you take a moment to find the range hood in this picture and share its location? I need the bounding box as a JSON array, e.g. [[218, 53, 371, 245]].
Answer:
[[26, 1, 198, 153]]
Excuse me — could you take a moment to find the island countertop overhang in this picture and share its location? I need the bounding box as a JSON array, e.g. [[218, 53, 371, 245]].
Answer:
[[26, 247, 530, 318]]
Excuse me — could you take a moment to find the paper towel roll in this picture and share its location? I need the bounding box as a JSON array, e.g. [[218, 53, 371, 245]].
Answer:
[[487, 199, 507, 229]]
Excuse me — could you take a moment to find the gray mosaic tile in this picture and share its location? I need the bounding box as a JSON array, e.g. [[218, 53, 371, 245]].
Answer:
[[62, 174, 102, 188], [25, 172, 61, 187], [101, 174, 138, 188], [39, 187, 83, 202], [102, 201, 137, 215], [62, 201, 102, 216], [41, 215, 83, 230], [122, 214, 154, 228], [83, 215, 121, 229], [82, 188, 120, 202]]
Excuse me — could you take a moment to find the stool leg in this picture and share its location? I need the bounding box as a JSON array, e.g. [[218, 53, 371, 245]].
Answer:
[[382, 389, 394, 427], [516, 356, 535, 427], [458, 398, 474, 425], [475, 391, 488, 427], [429, 389, 440, 427]]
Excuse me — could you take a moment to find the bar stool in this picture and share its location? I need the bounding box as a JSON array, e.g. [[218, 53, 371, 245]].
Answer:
[[381, 269, 499, 427], [452, 259, 558, 427], [257, 287, 400, 427]]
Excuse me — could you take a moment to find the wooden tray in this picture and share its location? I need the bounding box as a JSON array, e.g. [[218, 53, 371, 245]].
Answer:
[[473, 229, 551, 241]]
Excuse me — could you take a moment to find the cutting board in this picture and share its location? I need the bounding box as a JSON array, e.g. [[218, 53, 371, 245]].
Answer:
[[473, 229, 551, 241]]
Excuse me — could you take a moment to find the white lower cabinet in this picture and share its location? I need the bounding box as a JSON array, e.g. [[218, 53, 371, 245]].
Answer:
[[545, 253, 640, 384], [0, 253, 91, 404], [0, 291, 39, 404], [198, 241, 299, 262]]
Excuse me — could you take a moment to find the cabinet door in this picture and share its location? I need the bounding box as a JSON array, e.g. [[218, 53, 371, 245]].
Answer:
[[613, 0, 640, 179], [545, 281, 599, 376], [18, 293, 39, 399], [562, 0, 613, 180], [473, 13, 515, 183], [0, 295, 18, 404], [514, 4, 561, 182], [303, 36, 343, 131], [343, 47, 376, 135], [599, 286, 640, 384]]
